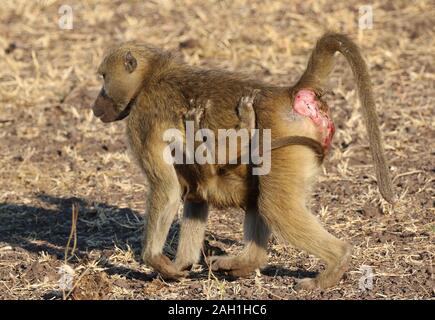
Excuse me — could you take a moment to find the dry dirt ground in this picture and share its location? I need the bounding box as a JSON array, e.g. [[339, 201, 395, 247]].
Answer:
[[0, 0, 433, 300]]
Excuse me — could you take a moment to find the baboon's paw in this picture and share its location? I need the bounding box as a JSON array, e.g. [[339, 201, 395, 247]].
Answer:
[[185, 99, 211, 126], [174, 258, 195, 272], [238, 96, 255, 111], [208, 255, 256, 277], [184, 108, 202, 123], [294, 245, 351, 291], [147, 254, 188, 280], [295, 273, 347, 291], [314, 244, 352, 289], [237, 90, 259, 129]]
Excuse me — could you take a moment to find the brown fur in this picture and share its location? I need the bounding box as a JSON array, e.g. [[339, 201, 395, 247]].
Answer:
[[92, 33, 393, 289]]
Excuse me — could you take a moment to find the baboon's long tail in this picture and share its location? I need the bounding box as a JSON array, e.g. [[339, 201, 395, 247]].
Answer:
[[295, 33, 394, 203]]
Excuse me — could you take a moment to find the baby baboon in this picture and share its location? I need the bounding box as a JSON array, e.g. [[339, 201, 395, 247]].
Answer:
[[92, 33, 394, 289], [186, 89, 325, 174], [184, 90, 258, 176]]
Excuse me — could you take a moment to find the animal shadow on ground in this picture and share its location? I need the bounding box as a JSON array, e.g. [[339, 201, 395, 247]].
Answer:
[[0, 194, 316, 282]]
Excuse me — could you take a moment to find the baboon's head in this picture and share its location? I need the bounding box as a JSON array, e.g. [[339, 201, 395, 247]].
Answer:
[[92, 44, 155, 122]]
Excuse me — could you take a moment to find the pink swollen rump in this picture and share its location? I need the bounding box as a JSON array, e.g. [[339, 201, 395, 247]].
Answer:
[[293, 89, 335, 150]]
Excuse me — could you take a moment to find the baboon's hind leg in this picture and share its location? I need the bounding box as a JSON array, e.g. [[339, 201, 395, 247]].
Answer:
[[209, 89, 267, 276], [209, 206, 271, 277], [258, 148, 352, 290]]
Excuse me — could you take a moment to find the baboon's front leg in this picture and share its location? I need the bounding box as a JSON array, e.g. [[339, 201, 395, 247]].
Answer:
[[141, 178, 186, 279], [175, 200, 209, 270], [139, 142, 186, 280]]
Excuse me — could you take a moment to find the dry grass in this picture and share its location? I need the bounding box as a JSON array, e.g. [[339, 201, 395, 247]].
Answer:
[[0, 0, 433, 299]]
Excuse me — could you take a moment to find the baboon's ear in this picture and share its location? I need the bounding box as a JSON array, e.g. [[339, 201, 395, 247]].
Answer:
[[124, 51, 137, 73]]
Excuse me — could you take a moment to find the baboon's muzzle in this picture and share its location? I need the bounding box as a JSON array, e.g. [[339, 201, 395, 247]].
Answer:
[[92, 88, 125, 123]]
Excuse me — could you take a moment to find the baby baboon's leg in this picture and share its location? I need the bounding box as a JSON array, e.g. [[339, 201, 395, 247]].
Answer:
[[258, 147, 352, 290], [209, 206, 271, 277], [184, 100, 217, 175], [215, 90, 258, 170], [175, 200, 209, 270], [237, 89, 259, 132], [185, 98, 210, 129]]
